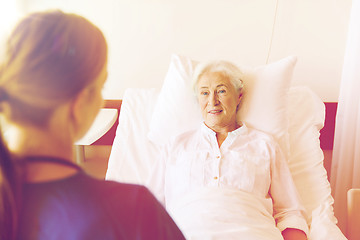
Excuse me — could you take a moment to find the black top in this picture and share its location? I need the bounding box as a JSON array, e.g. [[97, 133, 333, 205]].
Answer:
[[17, 157, 185, 240]]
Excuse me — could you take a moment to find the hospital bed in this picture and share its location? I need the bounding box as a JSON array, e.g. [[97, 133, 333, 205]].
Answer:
[[100, 55, 357, 240]]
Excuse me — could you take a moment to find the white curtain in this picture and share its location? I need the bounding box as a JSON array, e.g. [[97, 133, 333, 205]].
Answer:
[[331, 0, 360, 235]]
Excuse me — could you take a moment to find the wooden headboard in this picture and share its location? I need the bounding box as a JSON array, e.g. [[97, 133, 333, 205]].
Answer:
[[93, 100, 338, 151]]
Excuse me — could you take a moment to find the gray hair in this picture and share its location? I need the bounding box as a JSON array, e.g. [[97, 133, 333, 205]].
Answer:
[[192, 60, 244, 96]]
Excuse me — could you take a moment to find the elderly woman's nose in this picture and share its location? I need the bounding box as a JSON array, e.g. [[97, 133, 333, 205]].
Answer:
[[209, 92, 219, 105]]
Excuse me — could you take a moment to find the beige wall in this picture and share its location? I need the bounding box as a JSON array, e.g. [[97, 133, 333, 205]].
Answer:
[[12, 0, 353, 101]]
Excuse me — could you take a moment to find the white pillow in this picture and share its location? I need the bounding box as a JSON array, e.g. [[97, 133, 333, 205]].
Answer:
[[147, 54, 202, 145], [287, 86, 346, 239], [148, 54, 297, 155], [106, 88, 161, 185], [287, 86, 329, 219]]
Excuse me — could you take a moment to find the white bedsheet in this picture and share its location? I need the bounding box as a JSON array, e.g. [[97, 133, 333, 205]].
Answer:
[[167, 187, 283, 240]]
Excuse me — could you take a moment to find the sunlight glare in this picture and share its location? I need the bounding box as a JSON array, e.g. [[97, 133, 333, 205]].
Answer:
[[0, 0, 21, 40]]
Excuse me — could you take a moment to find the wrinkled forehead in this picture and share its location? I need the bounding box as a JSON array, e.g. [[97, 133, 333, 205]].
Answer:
[[197, 72, 232, 88]]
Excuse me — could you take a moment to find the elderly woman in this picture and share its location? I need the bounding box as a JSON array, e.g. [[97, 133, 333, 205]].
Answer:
[[149, 61, 309, 240], [0, 10, 185, 240]]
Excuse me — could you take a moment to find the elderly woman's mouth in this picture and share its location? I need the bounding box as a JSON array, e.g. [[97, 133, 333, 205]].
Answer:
[[208, 110, 223, 114]]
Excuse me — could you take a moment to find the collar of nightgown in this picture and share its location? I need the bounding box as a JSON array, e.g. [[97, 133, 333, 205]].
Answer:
[[200, 121, 248, 147]]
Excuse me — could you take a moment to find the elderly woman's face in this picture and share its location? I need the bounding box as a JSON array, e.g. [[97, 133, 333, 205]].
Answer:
[[197, 72, 242, 133]]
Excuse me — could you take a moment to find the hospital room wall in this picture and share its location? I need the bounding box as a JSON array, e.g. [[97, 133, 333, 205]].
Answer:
[[18, 0, 352, 102]]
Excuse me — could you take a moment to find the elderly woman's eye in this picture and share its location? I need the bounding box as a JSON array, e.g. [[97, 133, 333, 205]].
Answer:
[[218, 89, 226, 94], [201, 91, 209, 96]]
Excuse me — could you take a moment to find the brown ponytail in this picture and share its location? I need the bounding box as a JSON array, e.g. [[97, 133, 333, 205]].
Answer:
[[0, 132, 21, 240]]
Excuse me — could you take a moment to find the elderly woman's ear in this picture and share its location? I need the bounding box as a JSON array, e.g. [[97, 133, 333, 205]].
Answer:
[[237, 89, 243, 103], [236, 89, 244, 112]]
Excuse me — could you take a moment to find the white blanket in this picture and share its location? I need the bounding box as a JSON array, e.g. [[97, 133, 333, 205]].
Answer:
[[167, 187, 284, 240]]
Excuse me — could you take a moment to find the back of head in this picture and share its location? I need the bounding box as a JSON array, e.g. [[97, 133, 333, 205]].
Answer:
[[0, 10, 107, 240], [0, 10, 108, 127]]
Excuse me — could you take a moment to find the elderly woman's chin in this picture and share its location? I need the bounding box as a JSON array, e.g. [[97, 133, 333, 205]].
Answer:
[[205, 119, 233, 132], [204, 116, 221, 128], [206, 109, 233, 121]]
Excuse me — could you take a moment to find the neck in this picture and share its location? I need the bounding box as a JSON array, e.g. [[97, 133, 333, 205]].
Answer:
[[216, 132, 228, 147], [5, 125, 79, 182], [205, 122, 240, 148], [5, 125, 74, 161], [206, 122, 240, 134]]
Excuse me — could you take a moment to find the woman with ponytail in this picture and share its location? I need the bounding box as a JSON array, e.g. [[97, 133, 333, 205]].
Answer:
[[0, 10, 184, 240]]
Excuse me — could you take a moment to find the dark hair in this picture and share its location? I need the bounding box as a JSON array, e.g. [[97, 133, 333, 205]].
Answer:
[[0, 132, 21, 240], [0, 10, 108, 126], [0, 10, 108, 239]]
